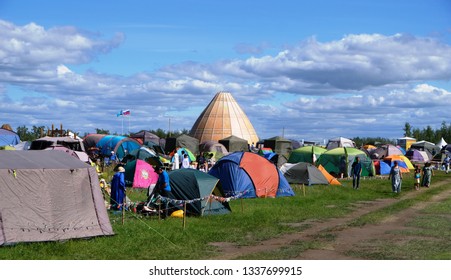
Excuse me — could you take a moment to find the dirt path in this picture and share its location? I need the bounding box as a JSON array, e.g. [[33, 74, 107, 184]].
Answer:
[[210, 178, 451, 260]]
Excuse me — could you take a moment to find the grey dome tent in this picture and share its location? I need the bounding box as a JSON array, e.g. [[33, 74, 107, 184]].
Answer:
[[280, 162, 330, 185], [0, 151, 114, 245]]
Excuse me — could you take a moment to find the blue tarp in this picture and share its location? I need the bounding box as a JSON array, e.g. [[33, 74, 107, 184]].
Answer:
[[0, 128, 20, 147]]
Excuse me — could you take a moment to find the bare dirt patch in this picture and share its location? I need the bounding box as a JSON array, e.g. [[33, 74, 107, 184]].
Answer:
[[209, 178, 451, 260]]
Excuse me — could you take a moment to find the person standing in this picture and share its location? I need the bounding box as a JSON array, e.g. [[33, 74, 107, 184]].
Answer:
[[155, 166, 172, 218], [196, 153, 206, 172], [181, 153, 190, 168], [421, 162, 434, 188], [109, 151, 118, 165], [172, 148, 180, 170], [414, 165, 421, 190], [110, 166, 126, 210], [389, 161, 403, 194], [339, 156, 347, 178], [443, 154, 450, 174], [351, 157, 362, 189]]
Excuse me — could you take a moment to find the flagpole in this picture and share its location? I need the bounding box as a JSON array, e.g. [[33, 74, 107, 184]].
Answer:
[[121, 115, 124, 135]]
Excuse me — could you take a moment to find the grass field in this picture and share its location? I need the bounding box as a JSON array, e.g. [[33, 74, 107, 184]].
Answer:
[[0, 170, 450, 260]]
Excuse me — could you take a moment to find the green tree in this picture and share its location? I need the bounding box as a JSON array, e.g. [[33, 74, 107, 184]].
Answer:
[[32, 126, 45, 139], [424, 125, 434, 142], [16, 125, 31, 141], [151, 128, 167, 138], [95, 128, 110, 135], [403, 122, 412, 137]]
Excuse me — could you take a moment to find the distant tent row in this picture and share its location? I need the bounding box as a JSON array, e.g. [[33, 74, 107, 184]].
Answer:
[[286, 143, 422, 177], [166, 133, 249, 156]]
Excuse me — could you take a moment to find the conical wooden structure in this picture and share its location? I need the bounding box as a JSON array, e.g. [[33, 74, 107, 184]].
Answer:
[[190, 91, 259, 145]]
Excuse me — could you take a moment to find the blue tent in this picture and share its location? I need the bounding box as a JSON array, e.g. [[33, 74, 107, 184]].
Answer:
[[96, 135, 141, 160], [208, 151, 294, 198], [379, 160, 391, 175], [0, 128, 20, 147]]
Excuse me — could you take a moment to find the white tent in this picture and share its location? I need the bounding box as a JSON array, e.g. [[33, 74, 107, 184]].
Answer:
[[326, 137, 355, 150], [437, 137, 448, 149]]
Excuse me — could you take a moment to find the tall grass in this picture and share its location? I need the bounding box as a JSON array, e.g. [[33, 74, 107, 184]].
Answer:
[[0, 172, 449, 260]]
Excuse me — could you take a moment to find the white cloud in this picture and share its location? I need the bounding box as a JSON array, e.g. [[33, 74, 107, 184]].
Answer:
[[0, 20, 124, 69]]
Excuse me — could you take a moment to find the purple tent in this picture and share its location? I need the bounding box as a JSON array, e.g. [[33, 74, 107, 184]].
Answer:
[[405, 149, 431, 163]]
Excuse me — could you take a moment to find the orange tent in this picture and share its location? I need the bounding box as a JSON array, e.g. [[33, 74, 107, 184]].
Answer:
[[317, 164, 342, 185]]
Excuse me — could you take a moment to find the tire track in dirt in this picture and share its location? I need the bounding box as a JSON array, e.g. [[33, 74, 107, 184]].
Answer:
[[210, 178, 451, 260]]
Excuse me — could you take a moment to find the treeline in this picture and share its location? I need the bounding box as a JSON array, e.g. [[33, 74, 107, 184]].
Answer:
[[402, 121, 451, 144], [353, 121, 451, 148]]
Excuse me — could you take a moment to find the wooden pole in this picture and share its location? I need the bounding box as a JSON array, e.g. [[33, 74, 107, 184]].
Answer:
[[158, 203, 161, 221], [183, 201, 187, 229], [303, 184, 306, 197], [121, 196, 125, 225], [209, 197, 212, 214]]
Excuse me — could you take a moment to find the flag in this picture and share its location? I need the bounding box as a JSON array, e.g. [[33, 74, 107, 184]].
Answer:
[[117, 109, 131, 117]]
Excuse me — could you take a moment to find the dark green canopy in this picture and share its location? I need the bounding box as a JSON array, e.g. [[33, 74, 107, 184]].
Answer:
[[218, 135, 248, 153], [168, 168, 231, 216]]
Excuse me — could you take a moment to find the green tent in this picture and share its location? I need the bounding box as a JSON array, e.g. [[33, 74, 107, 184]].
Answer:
[[168, 168, 231, 216], [288, 146, 327, 164], [316, 147, 375, 178], [218, 135, 248, 153], [263, 136, 293, 157]]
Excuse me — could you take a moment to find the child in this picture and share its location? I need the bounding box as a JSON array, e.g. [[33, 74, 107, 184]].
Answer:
[[414, 165, 421, 190]]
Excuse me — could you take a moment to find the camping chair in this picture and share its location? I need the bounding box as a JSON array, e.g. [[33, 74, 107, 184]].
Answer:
[[138, 187, 162, 216]]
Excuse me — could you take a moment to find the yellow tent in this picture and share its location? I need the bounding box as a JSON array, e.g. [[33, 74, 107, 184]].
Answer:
[[384, 155, 414, 171]]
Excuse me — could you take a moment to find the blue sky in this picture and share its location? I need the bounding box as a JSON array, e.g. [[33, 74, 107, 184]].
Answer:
[[1, 0, 451, 144]]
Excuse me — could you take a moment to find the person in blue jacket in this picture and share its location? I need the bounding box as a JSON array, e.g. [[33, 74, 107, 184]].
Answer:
[[155, 166, 172, 218], [110, 166, 126, 210], [351, 157, 362, 189]]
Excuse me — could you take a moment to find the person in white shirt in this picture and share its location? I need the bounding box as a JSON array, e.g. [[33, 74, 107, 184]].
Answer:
[[172, 149, 180, 170], [181, 153, 190, 168]]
